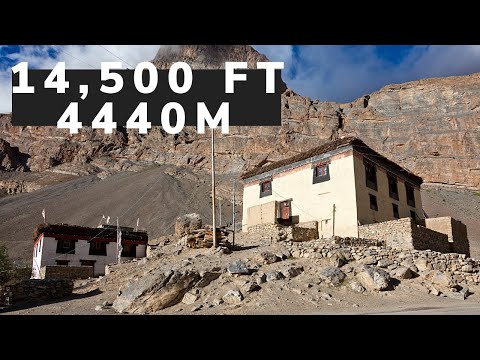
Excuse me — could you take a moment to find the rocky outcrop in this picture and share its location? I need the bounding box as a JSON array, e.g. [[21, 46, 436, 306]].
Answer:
[[113, 269, 200, 314], [0, 139, 29, 171], [1, 45, 479, 189]]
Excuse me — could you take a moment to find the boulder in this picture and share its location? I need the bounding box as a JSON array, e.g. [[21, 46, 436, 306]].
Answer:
[[255, 251, 280, 264], [349, 280, 366, 293], [113, 269, 200, 314], [182, 292, 199, 305], [223, 289, 244, 304], [228, 260, 250, 275], [175, 213, 202, 236], [424, 270, 455, 288], [281, 265, 304, 279], [392, 266, 413, 280], [266, 271, 285, 282], [414, 258, 432, 272], [377, 259, 393, 268], [254, 273, 267, 285], [235, 279, 261, 293], [359, 255, 377, 265], [318, 266, 346, 287], [328, 253, 346, 268], [356, 266, 390, 291]]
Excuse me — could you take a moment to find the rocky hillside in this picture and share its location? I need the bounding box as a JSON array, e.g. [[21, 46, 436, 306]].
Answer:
[[0, 45, 479, 189]]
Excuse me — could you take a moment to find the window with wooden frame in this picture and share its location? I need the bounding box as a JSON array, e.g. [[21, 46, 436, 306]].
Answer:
[[405, 183, 416, 207], [364, 161, 378, 191], [56, 238, 76, 254], [259, 179, 272, 198], [89, 241, 107, 256], [392, 203, 400, 219], [369, 194, 378, 211], [388, 174, 399, 200], [313, 162, 330, 184]]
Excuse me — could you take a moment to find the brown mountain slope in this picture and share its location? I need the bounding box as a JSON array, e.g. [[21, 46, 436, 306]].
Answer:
[[1, 45, 479, 189]]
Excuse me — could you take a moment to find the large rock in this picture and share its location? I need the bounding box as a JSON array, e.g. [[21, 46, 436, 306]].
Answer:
[[356, 266, 390, 291], [319, 266, 346, 287], [222, 289, 244, 304], [377, 259, 393, 268], [255, 251, 280, 265], [281, 265, 304, 279], [175, 213, 202, 237], [423, 270, 455, 288], [113, 269, 200, 314], [392, 266, 413, 280], [228, 260, 250, 275], [266, 271, 285, 282]]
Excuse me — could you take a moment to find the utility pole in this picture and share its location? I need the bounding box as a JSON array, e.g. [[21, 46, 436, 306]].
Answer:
[[232, 179, 236, 250], [218, 199, 222, 227], [211, 127, 217, 248], [332, 203, 336, 237]]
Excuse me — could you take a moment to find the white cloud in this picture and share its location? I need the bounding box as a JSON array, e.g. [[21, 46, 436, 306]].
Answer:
[[256, 45, 480, 103], [2, 45, 480, 113], [0, 45, 160, 113]]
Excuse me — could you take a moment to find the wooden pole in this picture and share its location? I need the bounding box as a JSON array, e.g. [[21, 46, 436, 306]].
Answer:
[[332, 203, 336, 237], [219, 199, 222, 227], [211, 128, 217, 248], [232, 178, 236, 250]]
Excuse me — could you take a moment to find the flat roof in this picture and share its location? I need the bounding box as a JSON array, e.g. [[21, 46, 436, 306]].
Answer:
[[241, 136, 423, 185], [33, 223, 148, 242]]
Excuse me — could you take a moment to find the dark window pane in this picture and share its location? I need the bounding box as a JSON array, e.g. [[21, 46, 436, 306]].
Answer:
[[406, 183, 416, 207], [89, 241, 107, 256], [365, 162, 377, 191], [388, 174, 399, 200], [392, 203, 399, 219], [369, 194, 378, 211]]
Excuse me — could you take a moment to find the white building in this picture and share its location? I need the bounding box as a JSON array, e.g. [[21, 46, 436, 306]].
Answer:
[[32, 224, 148, 278], [241, 137, 424, 238]]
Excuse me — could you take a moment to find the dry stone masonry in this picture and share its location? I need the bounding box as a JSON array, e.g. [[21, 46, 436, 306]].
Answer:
[[285, 238, 480, 286], [359, 217, 470, 256]]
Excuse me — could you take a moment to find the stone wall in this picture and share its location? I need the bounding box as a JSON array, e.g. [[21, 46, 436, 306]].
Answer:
[[359, 217, 452, 254], [247, 221, 319, 242], [286, 238, 480, 286], [41, 265, 93, 280], [0, 279, 73, 306], [411, 224, 450, 252], [425, 217, 470, 257], [359, 218, 414, 249]]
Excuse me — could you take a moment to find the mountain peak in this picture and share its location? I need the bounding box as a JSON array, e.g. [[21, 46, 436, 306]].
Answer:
[[152, 45, 287, 91]]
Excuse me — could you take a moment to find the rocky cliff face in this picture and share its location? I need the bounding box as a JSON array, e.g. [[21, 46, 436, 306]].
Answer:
[[0, 45, 479, 189]]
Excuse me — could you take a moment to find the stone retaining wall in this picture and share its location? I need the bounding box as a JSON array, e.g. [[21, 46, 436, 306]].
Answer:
[[286, 238, 480, 286], [247, 221, 319, 242], [359, 218, 454, 254], [0, 279, 73, 306]]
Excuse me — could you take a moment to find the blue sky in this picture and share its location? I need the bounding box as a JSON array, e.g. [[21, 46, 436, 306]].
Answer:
[[1, 45, 480, 112]]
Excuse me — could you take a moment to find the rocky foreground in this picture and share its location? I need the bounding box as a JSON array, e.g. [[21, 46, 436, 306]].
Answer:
[[62, 230, 479, 315]]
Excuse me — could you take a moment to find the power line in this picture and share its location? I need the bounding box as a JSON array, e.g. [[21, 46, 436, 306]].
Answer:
[[54, 46, 96, 69], [98, 45, 135, 68]]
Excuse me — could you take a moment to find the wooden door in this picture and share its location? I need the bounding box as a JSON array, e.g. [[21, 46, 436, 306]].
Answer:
[[280, 201, 290, 220]]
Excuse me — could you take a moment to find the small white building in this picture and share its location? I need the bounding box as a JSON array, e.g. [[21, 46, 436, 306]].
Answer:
[[32, 223, 148, 278]]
